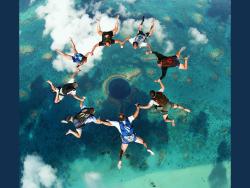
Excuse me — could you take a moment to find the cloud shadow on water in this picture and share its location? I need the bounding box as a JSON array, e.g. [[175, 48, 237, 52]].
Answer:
[[208, 140, 230, 188], [207, 0, 231, 22], [20, 75, 49, 125], [188, 111, 209, 140]]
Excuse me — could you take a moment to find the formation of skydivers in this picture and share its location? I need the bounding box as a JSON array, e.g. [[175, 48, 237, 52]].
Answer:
[[47, 16, 190, 169]]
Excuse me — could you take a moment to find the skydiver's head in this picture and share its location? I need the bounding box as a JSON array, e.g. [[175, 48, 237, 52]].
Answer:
[[118, 113, 126, 121], [133, 42, 139, 49], [150, 90, 156, 98]]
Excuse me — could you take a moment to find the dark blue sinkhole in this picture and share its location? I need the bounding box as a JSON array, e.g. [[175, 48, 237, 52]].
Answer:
[[108, 78, 131, 100]]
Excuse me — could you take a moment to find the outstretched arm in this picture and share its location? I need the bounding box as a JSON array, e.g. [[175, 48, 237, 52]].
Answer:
[[79, 96, 86, 108], [139, 102, 153, 110], [179, 56, 189, 70], [99, 119, 113, 126], [90, 43, 99, 55], [115, 39, 124, 47], [85, 52, 91, 57], [155, 79, 165, 91], [112, 15, 120, 35], [97, 21, 102, 35], [73, 95, 85, 102], [122, 36, 131, 45], [69, 69, 80, 80], [133, 104, 140, 119]]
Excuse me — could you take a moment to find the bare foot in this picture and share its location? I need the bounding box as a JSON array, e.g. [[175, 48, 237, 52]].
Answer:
[[117, 160, 122, 170], [65, 130, 71, 135], [179, 46, 186, 53], [61, 120, 68, 124], [184, 108, 191, 113], [46, 80, 52, 84], [184, 55, 190, 61], [147, 149, 155, 156], [171, 120, 176, 127]]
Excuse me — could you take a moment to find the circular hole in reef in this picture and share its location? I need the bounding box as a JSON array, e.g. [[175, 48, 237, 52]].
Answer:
[[108, 78, 131, 100]]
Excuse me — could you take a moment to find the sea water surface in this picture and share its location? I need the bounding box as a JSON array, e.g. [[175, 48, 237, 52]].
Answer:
[[20, 0, 231, 187]]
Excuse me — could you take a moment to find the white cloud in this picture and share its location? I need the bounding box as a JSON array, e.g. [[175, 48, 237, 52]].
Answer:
[[36, 0, 167, 74], [21, 155, 62, 188], [188, 27, 208, 44], [118, 4, 131, 17], [120, 19, 136, 36], [87, 1, 102, 13], [36, 0, 119, 74], [84, 172, 103, 188], [120, 18, 166, 43], [165, 40, 174, 53], [105, 7, 113, 15]]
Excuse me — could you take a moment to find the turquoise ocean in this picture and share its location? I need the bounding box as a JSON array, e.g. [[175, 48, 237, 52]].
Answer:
[[20, 0, 231, 187]]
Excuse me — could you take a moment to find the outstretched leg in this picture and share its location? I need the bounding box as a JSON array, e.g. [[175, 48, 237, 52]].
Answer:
[[138, 16, 145, 31], [46, 80, 57, 92], [151, 51, 166, 60], [70, 38, 78, 54], [176, 46, 186, 58], [61, 116, 73, 124], [172, 103, 191, 113], [46, 80, 61, 103], [54, 91, 62, 104], [163, 114, 175, 127], [118, 143, 128, 169], [148, 19, 155, 36], [179, 56, 189, 70], [135, 136, 155, 155], [159, 67, 168, 80], [65, 128, 82, 139], [56, 49, 73, 61], [112, 15, 120, 35]]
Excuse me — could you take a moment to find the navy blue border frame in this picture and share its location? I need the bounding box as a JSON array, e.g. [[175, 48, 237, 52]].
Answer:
[[0, 0, 19, 186], [232, 1, 250, 188], [0, 0, 249, 187]]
